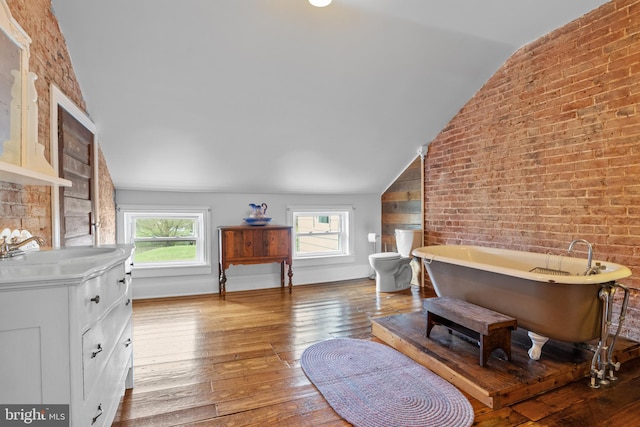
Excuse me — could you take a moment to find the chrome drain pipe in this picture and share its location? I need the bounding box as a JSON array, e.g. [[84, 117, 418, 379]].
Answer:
[[589, 282, 630, 388], [606, 282, 630, 381], [589, 285, 611, 388]]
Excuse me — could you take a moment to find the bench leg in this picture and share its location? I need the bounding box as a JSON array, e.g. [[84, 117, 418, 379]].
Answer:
[[480, 329, 512, 367], [480, 335, 488, 367], [502, 331, 512, 361], [426, 312, 453, 338], [426, 312, 435, 338]]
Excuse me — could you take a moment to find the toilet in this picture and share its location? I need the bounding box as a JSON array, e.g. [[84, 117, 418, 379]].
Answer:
[[368, 229, 422, 292]]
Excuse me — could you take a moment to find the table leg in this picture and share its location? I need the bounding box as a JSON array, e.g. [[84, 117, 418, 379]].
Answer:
[[280, 261, 285, 288], [287, 264, 293, 294], [218, 263, 227, 299]]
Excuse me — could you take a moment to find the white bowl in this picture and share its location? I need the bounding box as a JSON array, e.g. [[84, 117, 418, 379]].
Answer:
[[244, 217, 272, 226]]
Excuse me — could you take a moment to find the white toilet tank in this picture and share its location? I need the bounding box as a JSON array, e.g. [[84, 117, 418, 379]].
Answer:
[[395, 229, 422, 257]]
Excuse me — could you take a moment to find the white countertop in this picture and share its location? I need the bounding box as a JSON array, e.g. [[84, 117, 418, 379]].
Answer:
[[0, 245, 134, 289]]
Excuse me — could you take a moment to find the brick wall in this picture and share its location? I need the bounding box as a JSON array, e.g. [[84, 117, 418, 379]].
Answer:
[[424, 0, 640, 341], [97, 149, 116, 245], [2, 0, 116, 245]]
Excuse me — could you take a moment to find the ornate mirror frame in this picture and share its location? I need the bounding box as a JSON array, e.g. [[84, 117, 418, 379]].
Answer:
[[0, 0, 70, 185]]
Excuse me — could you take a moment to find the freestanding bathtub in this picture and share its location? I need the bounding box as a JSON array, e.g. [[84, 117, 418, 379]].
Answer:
[[413, 245, 632, 359]]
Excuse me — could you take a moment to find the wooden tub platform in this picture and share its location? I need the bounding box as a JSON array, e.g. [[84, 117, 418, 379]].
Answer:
[[371, 311, 640, 409]]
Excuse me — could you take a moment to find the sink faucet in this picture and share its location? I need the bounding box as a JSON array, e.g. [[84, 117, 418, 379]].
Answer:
[[0, 236, 46, 258], [567, 239, 593, 275]]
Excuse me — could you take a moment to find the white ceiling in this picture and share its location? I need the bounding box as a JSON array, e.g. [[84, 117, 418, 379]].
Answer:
[[50, 0, 607, 194]]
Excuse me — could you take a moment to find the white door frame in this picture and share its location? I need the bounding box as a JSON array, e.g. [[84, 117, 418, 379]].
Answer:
[[49, 84, 99, 248]]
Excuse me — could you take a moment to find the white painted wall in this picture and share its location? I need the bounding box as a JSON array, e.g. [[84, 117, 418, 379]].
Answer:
[[116, 190, 381, 299]]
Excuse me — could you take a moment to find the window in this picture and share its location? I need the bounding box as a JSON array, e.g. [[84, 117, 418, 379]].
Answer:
[[288, 206, 353, 261], [118, 206, 211, 275]]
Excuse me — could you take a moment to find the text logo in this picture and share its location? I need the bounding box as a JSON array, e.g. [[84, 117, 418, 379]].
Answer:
[[0, 405, 69, 426]]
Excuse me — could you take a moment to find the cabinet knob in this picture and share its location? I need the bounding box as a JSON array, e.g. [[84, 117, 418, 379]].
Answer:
[[90, 295, 100, 304], [125, 298, 132, 306], [118, 278, 126, 284], [91, 404, 103, 425], [91, 344, 103, 358]]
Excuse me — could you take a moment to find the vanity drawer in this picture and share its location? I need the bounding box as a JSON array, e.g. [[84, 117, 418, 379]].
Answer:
[[80, 319, 133, 427], [82, 323, 106, 399], [77, 263, 128, 327], [81, 287, 132, 399], [111, 319, 133, 386]]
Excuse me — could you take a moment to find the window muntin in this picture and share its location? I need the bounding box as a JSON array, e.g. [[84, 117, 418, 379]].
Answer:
[[289, 207, 352, 260]]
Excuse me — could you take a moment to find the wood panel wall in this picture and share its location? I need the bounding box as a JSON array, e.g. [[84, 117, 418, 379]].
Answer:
[[380, 157, 423, 253]]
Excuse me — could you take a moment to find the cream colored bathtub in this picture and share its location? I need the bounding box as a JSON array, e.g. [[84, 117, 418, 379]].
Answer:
[[413, 244, 632, 359]]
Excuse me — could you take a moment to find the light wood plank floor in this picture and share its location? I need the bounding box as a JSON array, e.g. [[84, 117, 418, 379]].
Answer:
[[113, 279, 640, 426]]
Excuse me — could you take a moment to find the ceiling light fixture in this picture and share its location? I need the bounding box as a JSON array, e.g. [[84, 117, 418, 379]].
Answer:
[[309, 0, 332, 7]]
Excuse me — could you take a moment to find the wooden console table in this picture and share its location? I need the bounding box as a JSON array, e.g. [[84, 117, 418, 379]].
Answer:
[[218, 225, 293, 298]]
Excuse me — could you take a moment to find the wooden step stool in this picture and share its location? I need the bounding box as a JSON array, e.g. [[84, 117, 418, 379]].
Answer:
[[424, 296, 517, 367]]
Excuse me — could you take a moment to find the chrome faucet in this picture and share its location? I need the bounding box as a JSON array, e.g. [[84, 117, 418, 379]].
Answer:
[[0, 236, 46, 258], [567, 239, 593, 275]]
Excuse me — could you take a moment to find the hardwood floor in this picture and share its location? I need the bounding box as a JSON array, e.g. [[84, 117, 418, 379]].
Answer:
[[113, 279, 640, 426]]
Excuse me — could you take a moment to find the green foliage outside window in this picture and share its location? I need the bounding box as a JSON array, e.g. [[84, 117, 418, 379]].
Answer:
[[133, 218, 198, 263], [135, 219, 195, 238]]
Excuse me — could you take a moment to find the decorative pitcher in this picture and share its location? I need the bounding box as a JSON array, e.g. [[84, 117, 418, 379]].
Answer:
[[249, 203, 268, 218]]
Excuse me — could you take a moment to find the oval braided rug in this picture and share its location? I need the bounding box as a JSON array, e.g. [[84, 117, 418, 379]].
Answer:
[[301, 338, 474, 427]]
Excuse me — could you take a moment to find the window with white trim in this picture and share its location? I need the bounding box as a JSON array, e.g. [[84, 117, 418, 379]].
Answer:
[[288, 206, 353, 260], [119, 206, 210, 274]]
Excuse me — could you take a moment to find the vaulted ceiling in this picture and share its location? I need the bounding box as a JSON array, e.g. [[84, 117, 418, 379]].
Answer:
[[50, 0, 607, 194]]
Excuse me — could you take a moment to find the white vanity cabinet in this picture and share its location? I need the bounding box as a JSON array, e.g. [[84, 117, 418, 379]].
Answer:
[[0, 245, 134, 427]]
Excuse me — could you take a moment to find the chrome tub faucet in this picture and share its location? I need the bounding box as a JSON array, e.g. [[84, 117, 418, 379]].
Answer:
[[567, 238, 594, 276]]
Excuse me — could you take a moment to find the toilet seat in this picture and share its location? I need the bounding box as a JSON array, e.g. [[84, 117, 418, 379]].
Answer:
[[369, 252, 401, 261]]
